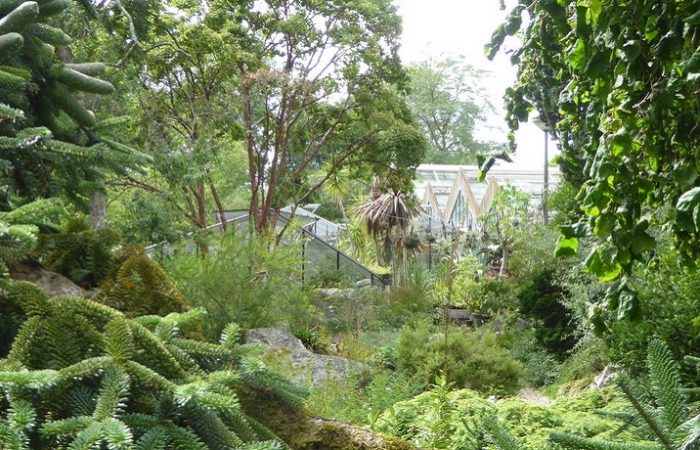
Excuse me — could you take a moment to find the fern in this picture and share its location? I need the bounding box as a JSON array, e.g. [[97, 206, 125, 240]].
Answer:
[[648, 340, 687, 432], [550, 432, 664, 450], [552, 339, 700, 450], [0, 279, 307, 449]]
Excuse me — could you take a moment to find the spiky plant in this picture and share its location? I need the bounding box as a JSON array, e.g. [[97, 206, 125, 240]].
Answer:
[[0, 280, 307, 449], [0, 199, 64, 276], [351, 181, 417, 285], [0, 0, 147, 206], [550, 339, 700, 450], [99, 246, 189, 317]]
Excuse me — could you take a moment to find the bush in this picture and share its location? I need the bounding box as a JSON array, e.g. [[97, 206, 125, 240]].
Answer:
[[164, 231, 313, 338], [505, 330, 561, 387], [373, 385, 646, 450], [517, 268, 577, 359], [39, 216, 120, 288], [395, 323, 522, 396], [0, 280, 306, 448], [99, 247, 189, 317], [306, 368, 422, 426]]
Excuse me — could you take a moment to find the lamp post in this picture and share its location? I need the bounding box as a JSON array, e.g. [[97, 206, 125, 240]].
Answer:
[[531, 115, 550, 225]]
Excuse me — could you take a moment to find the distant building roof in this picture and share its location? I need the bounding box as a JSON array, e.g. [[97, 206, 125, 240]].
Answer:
[[414, 163, 561, 230]]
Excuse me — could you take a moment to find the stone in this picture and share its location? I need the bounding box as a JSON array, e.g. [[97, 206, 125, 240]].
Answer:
[[592, 364, 621, 389], [246, 326, 365, 385], [317, 288, 341, 298], [10, 263, 95, 298], [355, 278, 372, 288]]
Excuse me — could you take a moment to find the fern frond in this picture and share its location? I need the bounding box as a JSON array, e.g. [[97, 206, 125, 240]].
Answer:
[[134, 428, 168, 450], [647, 339, 687, 431], [0, 369, 59, 389], [619, 380, 675, 450], [58, 356, 113, 381], [550, 432, 664, 450], [483, 416, 523, 450], [220, 323, 242, 349], [123, 361, 176, 392], [163, 424, 208, 450], [41, 416, 93, 436], [93, 369, 130, 420], [0, 422, 24, 450], [99, 417, 133, 450], [675, 414, 700, 450], [66, 420, 103, 450], [105, 318, 134, 363]]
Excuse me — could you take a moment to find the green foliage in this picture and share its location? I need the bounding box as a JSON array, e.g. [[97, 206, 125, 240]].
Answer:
[[552, 339, 700, 450], [164, 231, 312, 337], [602, 246, 700, 372], [374, 384, 641, 450], [0, 0, 145, 206], [0, 279, 306, 449], [506, 330, 562, 387], [406, 57, 504, 163], [491, 0, 700, 316], [99, 247, 189, 317], [395, 323, 522, 396], [305, 368, 422, 427], [0, 199, 64, 274], [39, 215, 119, 288], [518, 268, 577, 358]]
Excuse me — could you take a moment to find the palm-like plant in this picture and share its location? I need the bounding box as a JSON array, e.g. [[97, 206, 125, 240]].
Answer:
[[351, 179, 417, 286], [551, 339, 700, 450]]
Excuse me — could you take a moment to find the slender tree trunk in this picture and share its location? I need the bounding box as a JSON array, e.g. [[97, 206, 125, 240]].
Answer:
[[90, 189, 107, 230], [209, 178, 227, 232], [499, 242, 509, 276], [195, 182, 208, 255]]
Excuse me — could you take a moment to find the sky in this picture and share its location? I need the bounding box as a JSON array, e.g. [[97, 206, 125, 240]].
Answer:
[[396, 0, 557, 170]]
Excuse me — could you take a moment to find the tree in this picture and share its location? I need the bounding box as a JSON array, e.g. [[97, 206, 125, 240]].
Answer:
[[113, 11, 246, 235], [352, 179, 418, 286], [0, 1, 144, 206], [406, 57, 502, 164], [0, 280, 306, 449], [479, 186, 531, 275], [489, 0, 700, 318], [224, 0, 425, 232]]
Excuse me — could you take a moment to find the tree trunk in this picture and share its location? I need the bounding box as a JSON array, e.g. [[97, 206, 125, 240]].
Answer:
[[89, 190, 107, 230], [209, 178, 227, 232], [499, 243, 509, 276]]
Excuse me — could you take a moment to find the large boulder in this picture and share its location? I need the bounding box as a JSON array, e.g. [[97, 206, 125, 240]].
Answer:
[[10, 263, 94, 298], [246, 326, 364, 385]]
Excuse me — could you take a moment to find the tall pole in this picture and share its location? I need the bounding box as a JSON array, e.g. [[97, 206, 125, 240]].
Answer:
[[543, 130, 549, 225]]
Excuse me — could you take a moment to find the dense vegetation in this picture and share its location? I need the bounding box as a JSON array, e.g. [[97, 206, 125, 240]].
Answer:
[[1, 0, 700, 449]]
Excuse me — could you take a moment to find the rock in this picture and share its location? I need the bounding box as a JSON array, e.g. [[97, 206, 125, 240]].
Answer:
[[318, 288, 341, 298], [592, 364, 620, 388], [246, 326, 365, 385], [518, 387, 554, 406], [10, 263, 95, 298], [355, 278, 372, 288], [297, 417, 419, 450], [242, 392, 419, 450]]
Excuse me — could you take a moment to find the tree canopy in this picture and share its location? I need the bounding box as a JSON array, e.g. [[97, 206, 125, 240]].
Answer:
[[490, 0, 700, 319]]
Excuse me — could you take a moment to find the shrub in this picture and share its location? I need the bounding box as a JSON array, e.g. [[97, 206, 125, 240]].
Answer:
[[395, 323, 522, 396], [505, 330, 561, 387], [517, 268, 577, 359], [164, 232, 313, 337], [374, 384, 646, 450], [99, 247, 189, 317], [40, 216, 120, 288], [0, 280, 306, 449]]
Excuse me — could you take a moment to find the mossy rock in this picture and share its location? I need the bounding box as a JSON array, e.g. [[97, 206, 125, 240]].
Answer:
[[241, 391, 418, 450]]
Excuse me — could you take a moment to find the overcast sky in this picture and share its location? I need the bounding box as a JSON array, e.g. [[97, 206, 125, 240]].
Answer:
[[396, 0, 557, 170]]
